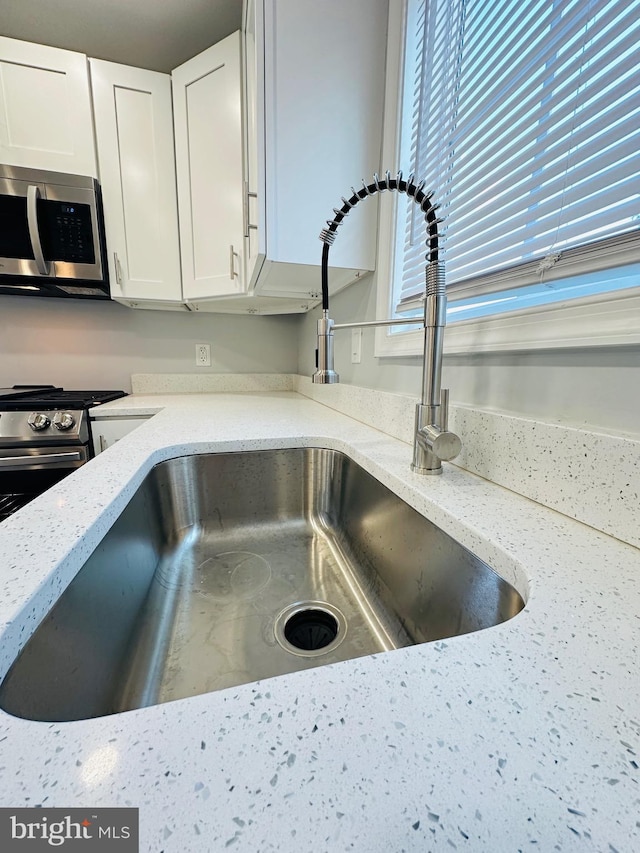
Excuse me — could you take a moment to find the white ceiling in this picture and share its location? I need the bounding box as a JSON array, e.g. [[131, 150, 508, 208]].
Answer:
[[0, 0, 243, 73]]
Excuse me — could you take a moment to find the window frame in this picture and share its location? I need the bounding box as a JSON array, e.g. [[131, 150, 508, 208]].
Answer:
[[374, 0, 640, 357]]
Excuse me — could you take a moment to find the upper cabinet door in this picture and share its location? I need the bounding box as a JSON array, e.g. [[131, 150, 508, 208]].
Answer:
[[172, 33, 245, 301], [243, 0, 387, 301], [89, 59, 183, 305], [0, 37, 96, 176]]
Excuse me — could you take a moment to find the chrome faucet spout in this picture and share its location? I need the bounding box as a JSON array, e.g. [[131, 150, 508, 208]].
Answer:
[[313, 171, 461, 474]]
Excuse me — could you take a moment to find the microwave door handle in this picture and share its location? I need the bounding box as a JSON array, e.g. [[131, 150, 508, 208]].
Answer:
[[27, 185, 51, 276]]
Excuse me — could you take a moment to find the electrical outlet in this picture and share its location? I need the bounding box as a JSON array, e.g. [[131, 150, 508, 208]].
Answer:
[[195, 343, 211, 367], [351, 328, 362, 364]]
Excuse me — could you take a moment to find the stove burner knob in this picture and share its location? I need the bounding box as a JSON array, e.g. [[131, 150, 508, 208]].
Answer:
[[52, 411, 76, 431], [28, 412, 51, 431]]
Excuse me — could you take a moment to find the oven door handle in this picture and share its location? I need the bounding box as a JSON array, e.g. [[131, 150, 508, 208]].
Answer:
[[0, 451, 83, 468], [27, 185, 52, 276]]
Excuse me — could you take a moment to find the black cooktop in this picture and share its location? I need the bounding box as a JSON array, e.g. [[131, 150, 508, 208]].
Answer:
[[0, 386, 127, 411]]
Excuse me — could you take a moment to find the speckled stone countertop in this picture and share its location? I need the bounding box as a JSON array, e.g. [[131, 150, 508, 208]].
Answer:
[[1, 391, 639, 852]]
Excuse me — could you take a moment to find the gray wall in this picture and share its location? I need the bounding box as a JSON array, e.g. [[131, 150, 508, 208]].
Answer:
[[297, 273, 640, 438], [3, 282, 637, 440], [0, 296, 299, 392]]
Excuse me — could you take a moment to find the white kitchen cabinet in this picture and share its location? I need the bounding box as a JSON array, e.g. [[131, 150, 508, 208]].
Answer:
[[0, 1, 387, 315], [172, 33, 246, 303], [242, 0, 388, 302], [0, 37, 96, 176], [90, 416, 150, 455], [89, 59, 185, 309]]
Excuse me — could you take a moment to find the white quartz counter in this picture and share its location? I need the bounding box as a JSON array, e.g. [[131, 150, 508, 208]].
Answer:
[[0, 391, 639, 852]]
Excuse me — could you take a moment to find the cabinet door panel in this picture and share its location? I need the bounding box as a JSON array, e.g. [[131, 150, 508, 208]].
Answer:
[[262, 0, 385, 273], [90, 59, 182, 304], [173, 33, 245, 301], [90, 417, 148, 455], [0, 37, 96, 175], [238, 0, 386, 304]]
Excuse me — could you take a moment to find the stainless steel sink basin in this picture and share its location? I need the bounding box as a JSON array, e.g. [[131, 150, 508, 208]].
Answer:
[[0, 448, 524, 722]]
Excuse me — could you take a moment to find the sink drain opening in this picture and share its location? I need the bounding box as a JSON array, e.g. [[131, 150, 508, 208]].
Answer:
[[284, 609, 338, 651], [275, 602, 346, 657]]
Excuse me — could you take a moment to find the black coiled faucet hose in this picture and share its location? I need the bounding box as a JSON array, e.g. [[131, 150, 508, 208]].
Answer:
[[319, 170, 441, 312]]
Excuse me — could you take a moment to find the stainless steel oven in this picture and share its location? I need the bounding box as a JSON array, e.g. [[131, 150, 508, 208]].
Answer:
[[0, 387, 126, 521]]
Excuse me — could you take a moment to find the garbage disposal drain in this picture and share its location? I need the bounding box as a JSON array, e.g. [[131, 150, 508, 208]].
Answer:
[[275, 602, 346, 657], [284, 609, 338, 651]]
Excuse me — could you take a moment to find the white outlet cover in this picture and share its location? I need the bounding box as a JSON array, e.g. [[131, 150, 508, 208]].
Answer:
[[351, 328, 362, 364], [196, 343, 211, 366]]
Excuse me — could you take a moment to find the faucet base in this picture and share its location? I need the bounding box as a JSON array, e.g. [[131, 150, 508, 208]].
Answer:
[[312, 370, 340, 384], [410, 462, 443, 475], [411, 401, 461, 475]]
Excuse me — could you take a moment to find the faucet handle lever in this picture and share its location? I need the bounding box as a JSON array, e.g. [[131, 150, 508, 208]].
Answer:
[[413, 387, 461, 468], [440, 388, 450, 431], [417, 423, 462, 463]]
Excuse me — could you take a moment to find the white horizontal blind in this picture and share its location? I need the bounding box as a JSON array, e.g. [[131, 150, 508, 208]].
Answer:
[[396, 0, 640, 310]]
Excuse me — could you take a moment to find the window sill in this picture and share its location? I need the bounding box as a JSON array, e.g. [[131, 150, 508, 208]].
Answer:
[[374, 286, 640, 356]]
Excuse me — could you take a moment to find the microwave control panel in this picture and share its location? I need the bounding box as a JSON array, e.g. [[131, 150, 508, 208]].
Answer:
[[42, 200, 95, 264]]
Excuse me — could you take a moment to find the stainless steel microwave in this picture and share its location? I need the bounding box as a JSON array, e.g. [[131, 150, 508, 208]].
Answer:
[[0, 165, 109, 299]]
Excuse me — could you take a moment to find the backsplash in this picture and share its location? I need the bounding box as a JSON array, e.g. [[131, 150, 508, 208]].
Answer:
[[123, 373, 638, 549], [295, 376, 640, 550], [132, 374, 295, 394]]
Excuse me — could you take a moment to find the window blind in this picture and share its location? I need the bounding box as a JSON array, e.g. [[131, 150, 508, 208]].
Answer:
[[396, 0, 640, 310]]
